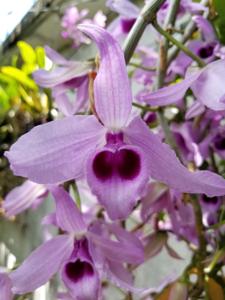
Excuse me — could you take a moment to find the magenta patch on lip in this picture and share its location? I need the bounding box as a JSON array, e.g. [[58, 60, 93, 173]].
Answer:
[[92, 148, 141, 181], [65, 260, 94, 283]]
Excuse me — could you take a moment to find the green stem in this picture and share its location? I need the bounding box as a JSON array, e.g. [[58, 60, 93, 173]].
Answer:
[[129, 62, 155, 72], [153, 22, 206, 67], [132, 102, 157, 112], [123, 0, 166, 64]]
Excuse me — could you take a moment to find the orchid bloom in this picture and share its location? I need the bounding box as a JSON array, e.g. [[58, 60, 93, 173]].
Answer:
[[61, 6, 106, 48], [139, 58, 225, 112], [10, 186, 144, 299], [5, 25, 225, 221], [3, 180, 47, 217], [106, 0, 139, 37], [33, 46, 92, 116]]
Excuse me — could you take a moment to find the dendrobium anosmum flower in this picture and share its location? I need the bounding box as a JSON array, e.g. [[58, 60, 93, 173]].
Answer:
[[61, 6, 106, 48], [33, 46, 92, 116], [139, 58, 225, 112], [5, 25, 225, 220], [10, 186, 144, 298], [3, 180, 47, 217]]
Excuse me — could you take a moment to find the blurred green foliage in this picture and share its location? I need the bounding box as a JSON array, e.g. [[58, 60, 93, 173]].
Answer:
[[0, 41, 49, 196], [211, 0, 225, 44]]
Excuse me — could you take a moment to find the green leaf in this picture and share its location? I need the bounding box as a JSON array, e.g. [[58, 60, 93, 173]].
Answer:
[[212, 0, 225, 44], [17, 41, 36, 64], [35, 46, 45, 68], [1, 66, 38, 90]]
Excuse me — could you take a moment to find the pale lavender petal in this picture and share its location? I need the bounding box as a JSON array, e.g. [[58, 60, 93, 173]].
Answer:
[[191, 59, 225, 111], [106, 0, 139, 18], [61, 239, 100, 300], [79, 25, 132, 129], [86, 144, 149, 220], [88, 231, 144, 264], [10, 235, 74, 294], [185, 101, 205, 119], [144, 232, 167, 260], [193, 16, 216, 42], [139, 71, 201, 106], [106, 261, 134, 291], [0, 272, 13, 300], [45, 46, 71, 65], [52, 77, 88, 116], [50, 186, 86, 233], [33, 62, 91, 88], [3, 180, 47, 217], [125, 116, 225, 197], [5, 116, 105, 184]]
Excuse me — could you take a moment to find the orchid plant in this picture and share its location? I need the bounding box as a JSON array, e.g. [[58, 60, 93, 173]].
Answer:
[[1, 0, 225, 299]]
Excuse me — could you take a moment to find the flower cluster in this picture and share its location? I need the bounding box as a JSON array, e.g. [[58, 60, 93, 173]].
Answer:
[[2, 1, 225, 299]]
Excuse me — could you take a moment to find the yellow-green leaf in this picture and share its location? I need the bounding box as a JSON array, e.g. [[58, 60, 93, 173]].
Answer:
[[36, 46, 45, 68], [17, 41, 36, 64], [1, 66, 37, 90]]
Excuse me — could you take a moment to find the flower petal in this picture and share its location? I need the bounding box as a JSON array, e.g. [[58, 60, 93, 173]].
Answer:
[[79, 24, 132, 129], [3, 180, 47, 217], [86, 144, 149, 220], [5, 115, 105, 184], [106, 0, 139, 18], [33, 62, 91, 88], [88, 231, 144, 264], [45, 46, 71, 66], [10, 235, 74, 294], [191, 59, 225, 111], [139, 71, 201, 106], [0, 272, 13, 300], [50, 186, 86, 233], [193, 16, 216, 42], [125, 116, 225, 197]]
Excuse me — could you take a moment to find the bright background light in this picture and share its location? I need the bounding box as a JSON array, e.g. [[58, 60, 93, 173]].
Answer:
[[0, 0, 37, 44]]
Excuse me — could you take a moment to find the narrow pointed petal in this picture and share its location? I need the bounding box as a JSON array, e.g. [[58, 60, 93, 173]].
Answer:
[[125, 117, 225, 197], [139, 71, 201, 106], [3, 180, 47, 217], [86, 145, 149, 220], [33, 62, 91, 88], [10, 235, 74, 294], [106, 0, 139, 18], [185, 101, 205, 119], [193, 16, 216, 42], [0, 272, 13, 300], [5, 115, 105, 184], [79, 24, 132, 129], [191, 59, 225, 111], [50, 186, 86, 233], [45, 46, 71, 66], [88, 231, 144, 264]]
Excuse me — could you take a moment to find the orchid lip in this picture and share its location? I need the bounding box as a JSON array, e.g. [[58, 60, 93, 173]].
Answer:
[[92, 148, 141, 181], [65, 260, 94, 283]]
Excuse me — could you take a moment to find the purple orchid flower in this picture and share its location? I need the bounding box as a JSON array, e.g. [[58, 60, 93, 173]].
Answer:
[[5, 25, 225, 221], [139, 58, 225, 112], [169, 16, 218, 76], [33, 46, 92, 116], [10, 186, 144, 298], [106, 0, 139, 38], [3, 180, 48, 217], [61, 6, 106, 48]]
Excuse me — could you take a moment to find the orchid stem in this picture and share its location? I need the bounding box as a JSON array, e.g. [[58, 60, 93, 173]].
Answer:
[[153, 22, 206, 67], [154, 0, 182, 159], [123, 0, 166, 64], [129, 62, 155, 72], [132, 102, 157, 112]]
